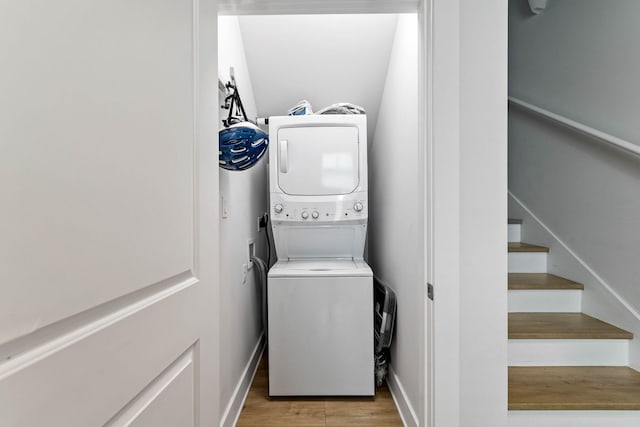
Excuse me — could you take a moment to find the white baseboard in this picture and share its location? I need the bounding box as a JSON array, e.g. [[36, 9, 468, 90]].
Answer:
[[220, 332, 265, 427], [386, 365, 419, 427]]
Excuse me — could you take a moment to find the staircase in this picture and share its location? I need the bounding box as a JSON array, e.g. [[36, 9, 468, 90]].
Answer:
[[507, 219, 640, 426]]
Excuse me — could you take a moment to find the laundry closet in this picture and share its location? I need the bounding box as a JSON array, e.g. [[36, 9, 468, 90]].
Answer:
[[218, 12, 426, 423]]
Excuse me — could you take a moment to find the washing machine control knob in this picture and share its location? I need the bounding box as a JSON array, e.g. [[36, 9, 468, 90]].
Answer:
[[274, 204, 283, 214], [353, 202, 364, 212], [301, 211, 309, 219], [311, 211, 319, 219]]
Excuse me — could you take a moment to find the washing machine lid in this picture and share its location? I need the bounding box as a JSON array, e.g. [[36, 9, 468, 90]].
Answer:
[[268, 259, 372, 278]]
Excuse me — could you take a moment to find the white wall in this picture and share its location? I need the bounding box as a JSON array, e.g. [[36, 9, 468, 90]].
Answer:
[[367, 14, 421, 425], [218, 16, 268, 423], [509, 0, 640, 367], [509, 0, 640, 146], [218, 16, 258, 123], [369, 4, 509, 426], [237, 14, 398, 139], [429, 1, 509, 424], [459, 0, 508, 425], [430, 0, 461, 424]]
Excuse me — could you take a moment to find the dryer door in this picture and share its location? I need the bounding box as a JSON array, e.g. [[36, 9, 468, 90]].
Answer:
[[277, 126, 359, 195]]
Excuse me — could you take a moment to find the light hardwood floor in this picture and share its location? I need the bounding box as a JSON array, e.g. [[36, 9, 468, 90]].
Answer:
[[509, 366, 640, 410], [508, 242, 550, 253], [508, 273, 584, 290], [508, 312, 633, 339], [237, 356, 403, 426]]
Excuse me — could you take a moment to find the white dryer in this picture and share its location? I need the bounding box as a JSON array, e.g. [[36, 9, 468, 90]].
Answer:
[[267, 115, 374, 397]]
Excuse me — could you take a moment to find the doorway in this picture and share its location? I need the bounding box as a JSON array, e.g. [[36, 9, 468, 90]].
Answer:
[[217, 2, 432, 427]]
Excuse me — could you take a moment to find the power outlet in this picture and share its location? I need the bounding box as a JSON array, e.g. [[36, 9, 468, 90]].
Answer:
[[221, 195, 229, 219], [258, 213, 268, 231], [242, 263, 248, 284], [247, 239, 255, 270]]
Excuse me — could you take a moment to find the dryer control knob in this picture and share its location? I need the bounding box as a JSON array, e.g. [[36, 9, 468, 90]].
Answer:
[[354, 202, 364, 212], [311, 211, 319, 219], [301, 211, 309, 219], [274, 204, 283, 214]]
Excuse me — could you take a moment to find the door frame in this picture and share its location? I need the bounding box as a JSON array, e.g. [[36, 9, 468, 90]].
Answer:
[[216, 1, 451, 426]]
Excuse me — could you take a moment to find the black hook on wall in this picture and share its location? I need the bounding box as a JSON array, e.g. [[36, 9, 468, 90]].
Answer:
[[221, 71, 249, 127]]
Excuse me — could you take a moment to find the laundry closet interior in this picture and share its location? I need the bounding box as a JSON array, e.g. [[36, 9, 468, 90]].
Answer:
[[217, 8, 427, 423]]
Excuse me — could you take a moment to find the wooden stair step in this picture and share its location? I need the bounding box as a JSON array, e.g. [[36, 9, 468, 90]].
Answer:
[[508, 242, 549, 253], [509, 312, 633, 339], [508, 273, 584, 290], [508, 218, 523, 224], [509, 366, 640, 410]]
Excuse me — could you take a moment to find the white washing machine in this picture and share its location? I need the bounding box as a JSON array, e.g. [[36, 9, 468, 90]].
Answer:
[[267, 114, 374, 396], [268, 260, 373, 396]]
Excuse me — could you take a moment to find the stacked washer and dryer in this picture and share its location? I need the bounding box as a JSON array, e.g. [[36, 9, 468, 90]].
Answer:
[[267, 114, 374, 396]]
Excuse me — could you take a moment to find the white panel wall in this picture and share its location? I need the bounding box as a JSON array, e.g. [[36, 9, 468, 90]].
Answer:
[[367, 14, 421, 424], [218, 16, 267, 423], [509, 0, 640, 366], [0, 0, 194, 345], [459, 0, 508, 425]]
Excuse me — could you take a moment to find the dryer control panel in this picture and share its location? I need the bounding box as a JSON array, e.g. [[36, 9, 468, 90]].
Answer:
[[270, 197, 367, 224]]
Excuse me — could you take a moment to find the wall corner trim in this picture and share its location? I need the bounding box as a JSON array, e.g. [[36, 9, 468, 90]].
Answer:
[[220, 332, 265, 427], [387, 365, 419, 427]]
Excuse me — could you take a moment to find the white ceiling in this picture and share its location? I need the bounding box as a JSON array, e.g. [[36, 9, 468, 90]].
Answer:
[[238, 14, 399, 139]]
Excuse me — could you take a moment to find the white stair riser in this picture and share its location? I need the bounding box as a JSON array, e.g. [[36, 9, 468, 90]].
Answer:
[[509, 339, 628, 366], [509, 411, 640, 427], [508, 224, 521, 242], [509, 253, 547, 273], [509, 290, 582, 312]]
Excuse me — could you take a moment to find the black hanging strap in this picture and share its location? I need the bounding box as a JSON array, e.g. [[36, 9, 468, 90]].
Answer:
[[222, 76, 249, 127]]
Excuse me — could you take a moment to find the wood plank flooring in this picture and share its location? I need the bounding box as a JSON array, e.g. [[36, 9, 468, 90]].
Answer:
[[508, 242, 550, 252], [509, 366, 640, 410], [237, 356, 402, 426], [508, 273, 584, 290], [509, 312, 633, 339]]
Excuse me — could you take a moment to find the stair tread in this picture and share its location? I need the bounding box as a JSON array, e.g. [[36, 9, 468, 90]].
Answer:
[[509, 366, 640, 410], [509, 312, 633, 339], [508, 218, 523, 224], [508, 242, 549, 253], [508, 273, 584, 290]]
